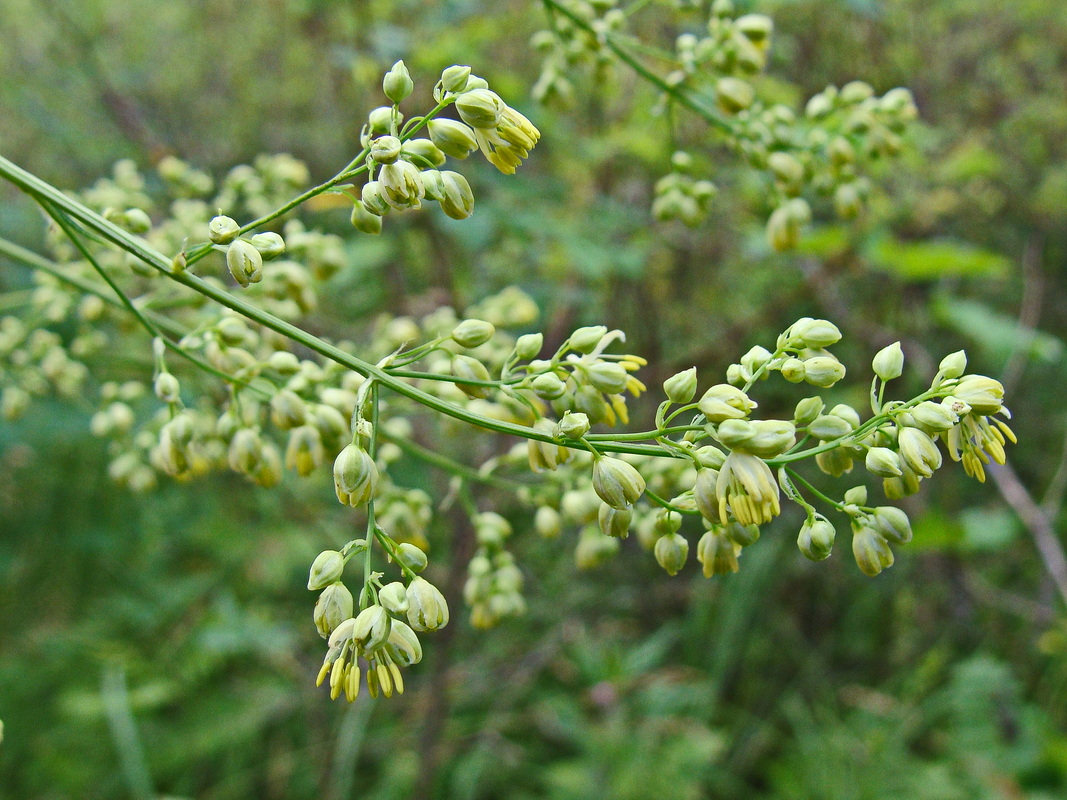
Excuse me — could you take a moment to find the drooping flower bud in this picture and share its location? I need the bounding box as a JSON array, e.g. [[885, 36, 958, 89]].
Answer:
[[406, 577, 449, 631], [911, 400, 959, 432], [793, 396, 825, 426], [952, 375, 1005, 416], [437, 171, 475, 219], [456, 88, 504, 128], [353, 605, 392, 652], [440, 65, 472, 94], [350, 200, 383, 235], [725, 520, 760, 547], [403, 139, 447, 168], [696, 529, 740, 576], [308, 550, 345, 590], [333, 443, 378, 507], [154, 372, 180, 404], [865, 446, 903, 478], [585, 361, 629, 395], [694, 468, 720, 522], [226, 239, 263, 287], [797, 517, 836, 561], [370, 135, 403, 164], [360, 181, 391, 216], [598, 503, 632, 539], [270, 389, 307, 429], [384, 619, 423, 667], [395, 542, 428, 573], [716, 77, 755, 113], [869, 507, 911, 546], [592, 456, 646, 509], [531, 372, 567, 400], [803, 356, 846, 388], [556, 411, 590, 440], [698, 383, 756, 422], [451, 354, 491, 398], [780, 357, 807, 383], [937, 350, 968, 380], [314, 583, 353, 638], [654, 532, 689, 576], [897, 426, 942, 478], [569, 325, 608, 354], [378, 160, 425, 210], [285, 425, 323, 477], [852, 526, 894, 577], [514, 333, 543, 361]]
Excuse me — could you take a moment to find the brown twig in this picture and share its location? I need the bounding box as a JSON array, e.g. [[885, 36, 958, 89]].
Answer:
[[988, 460, 1067, 609]]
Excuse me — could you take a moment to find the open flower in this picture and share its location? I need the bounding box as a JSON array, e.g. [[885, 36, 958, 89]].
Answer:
[[715, 451, 781, 527], [944, 409, 1016, 483], [472, 105, 540, 174]]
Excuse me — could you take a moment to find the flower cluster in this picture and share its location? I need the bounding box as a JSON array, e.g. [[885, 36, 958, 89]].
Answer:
[[0, 45, 1012, 708], [351, 63, 540, 235], [533, 0, 918, 244]]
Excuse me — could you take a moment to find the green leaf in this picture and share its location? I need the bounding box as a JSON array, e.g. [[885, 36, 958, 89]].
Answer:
[[933, 297, 1064, 364], [864, 236, 1010, 280]]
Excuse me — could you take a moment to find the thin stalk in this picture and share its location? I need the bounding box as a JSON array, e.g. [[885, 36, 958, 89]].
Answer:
[[4, 157, 677, 457], [541, 0, 733, 134], [0, 236, 186, 337], [40, 200, 255, 392]]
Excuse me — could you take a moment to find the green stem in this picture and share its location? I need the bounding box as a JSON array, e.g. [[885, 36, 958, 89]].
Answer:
[[541, 0, 733, 134], [39, 199, 255, 392], [0, 236, 186, 338], [382, 432, 526, 491], [0, 154, 676, 458], [784, 467, 846, 512], [372, 525, 418, 581], [183, 158, 371, 269], [645, 488, 700, 516]]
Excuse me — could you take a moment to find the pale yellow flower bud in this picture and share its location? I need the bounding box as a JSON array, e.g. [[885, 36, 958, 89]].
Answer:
[[406, 577, 449, 632], [696, 529, 740, 576], [871, 506, 912, 545], [456, 88, 504, 129], [598, 503, 632, 539], [798, 517, 836, 561], [428, 119, 479, 159], [655, 532, 689, 576], [226, 239, 263, 287], [395, 542, 428, 573], [897, 426, 942, 478], [353, 605, 392, 652], [852, 526, 894, 577], [209, 215, 239, 245], [308, 550, 345, 590], [865, 446, 903, 478], [872, 342, 904, 381], [333, 444, 378, 507], [663, 367, 697, 404], [451, 318, 495, 348], [314, 583, 353, 638], [592, 456, 646, 509], [383, 60, 414, 103], [249, 232, 285, 260]]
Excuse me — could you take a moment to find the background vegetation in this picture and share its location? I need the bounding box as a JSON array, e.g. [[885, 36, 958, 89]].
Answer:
[[1, 0, 1066, 797]]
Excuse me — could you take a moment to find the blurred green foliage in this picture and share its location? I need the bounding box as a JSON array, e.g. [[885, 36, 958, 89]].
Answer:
[[2, 0, 1066, 797]]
